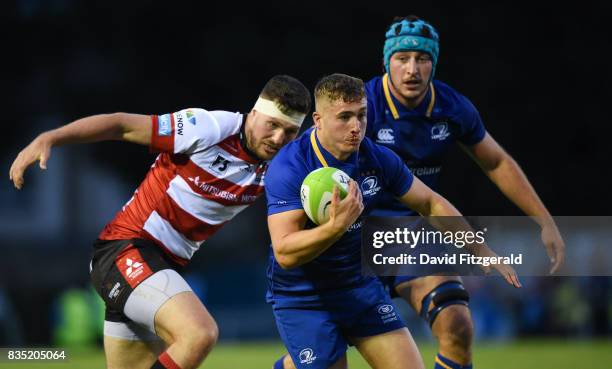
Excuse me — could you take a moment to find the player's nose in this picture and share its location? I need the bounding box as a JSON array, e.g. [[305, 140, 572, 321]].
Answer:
[[270, 130, 286, 145], [350, 117, 362, 133], [405, 58, 419, 75]]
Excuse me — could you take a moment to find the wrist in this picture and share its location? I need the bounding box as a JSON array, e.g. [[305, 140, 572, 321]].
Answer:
[[39, 130, 58, 146], [534, 215, 555, 229], [322, 218, 346, 239]]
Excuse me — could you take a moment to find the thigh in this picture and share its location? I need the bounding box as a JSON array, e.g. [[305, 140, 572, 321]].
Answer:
[[351, 328, 424, 369], [104, 334, 165, 369], [153, 290, 218, 344], [340, 280, 406, 339], [272, 305, 348, 369]]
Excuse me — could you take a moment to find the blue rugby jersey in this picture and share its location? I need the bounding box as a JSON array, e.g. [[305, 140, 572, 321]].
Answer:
[[265, 127, 414, 298], [365, 74, 486, 216]]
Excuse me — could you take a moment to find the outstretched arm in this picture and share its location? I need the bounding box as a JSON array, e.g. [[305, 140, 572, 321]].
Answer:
[[461, 132, 565, 273], [399, 176, 522, 288], [9, 113, 151, 189]]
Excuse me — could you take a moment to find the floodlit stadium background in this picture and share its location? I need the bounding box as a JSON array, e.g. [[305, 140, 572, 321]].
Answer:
[[1, 2, 610, 368]]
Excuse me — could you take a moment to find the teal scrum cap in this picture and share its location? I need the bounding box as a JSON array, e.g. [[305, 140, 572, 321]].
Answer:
[[384, 16, 440, 79]]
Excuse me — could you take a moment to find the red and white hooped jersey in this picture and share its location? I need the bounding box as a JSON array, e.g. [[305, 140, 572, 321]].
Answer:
[[99, 108, 267, 266]]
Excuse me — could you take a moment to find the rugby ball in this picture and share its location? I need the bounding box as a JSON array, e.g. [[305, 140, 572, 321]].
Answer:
[[300, 167, 350, 225]]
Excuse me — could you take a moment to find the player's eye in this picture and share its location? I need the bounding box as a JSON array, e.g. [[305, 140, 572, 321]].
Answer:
[[267, 121, 277, 129]]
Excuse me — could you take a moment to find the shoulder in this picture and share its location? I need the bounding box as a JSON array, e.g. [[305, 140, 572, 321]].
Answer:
[[268, 131, 310, 175], [178, 108, 242, 138], [365, 76, 384, 100], [432, 80, 479, 118], [208, 110, 243, 125]]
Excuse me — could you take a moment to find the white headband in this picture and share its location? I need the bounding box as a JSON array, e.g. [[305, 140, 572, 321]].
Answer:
[[253, 97, 306, 127]]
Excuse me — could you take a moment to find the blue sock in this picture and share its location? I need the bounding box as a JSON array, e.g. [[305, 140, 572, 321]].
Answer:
[[273, 355, 285, 369], [434, 353, 472, 369]]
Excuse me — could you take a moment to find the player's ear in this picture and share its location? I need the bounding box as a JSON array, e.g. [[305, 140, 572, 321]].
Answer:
[[312, 111, 322, 129]]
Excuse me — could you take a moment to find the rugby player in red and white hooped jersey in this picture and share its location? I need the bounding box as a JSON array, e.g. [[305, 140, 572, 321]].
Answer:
[[9, 75, 311, 369]]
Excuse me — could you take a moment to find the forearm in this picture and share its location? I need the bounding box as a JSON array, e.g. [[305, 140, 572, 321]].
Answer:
[[274, 221, 343, 269], [427, 196, 491, 257], [486, 156, 553, 226], [42, 113, 150, 147]]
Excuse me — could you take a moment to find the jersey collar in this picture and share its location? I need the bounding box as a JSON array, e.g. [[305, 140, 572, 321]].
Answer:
[[309, 128, 358, 168], [382, 73, 436, 119]]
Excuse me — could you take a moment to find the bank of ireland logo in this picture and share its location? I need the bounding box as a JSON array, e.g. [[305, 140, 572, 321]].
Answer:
[[378, 304, 394, 315], [431, 122, 450, 141], [186, 110, 197, 125], [378, 304, 398, 324], [299, 348, 317, 365], [377, 128, 395, 144], [361, 176, 381, 196]]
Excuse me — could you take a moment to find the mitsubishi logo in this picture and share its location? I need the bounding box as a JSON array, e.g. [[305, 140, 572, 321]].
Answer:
[[126, 258, 142, 276]]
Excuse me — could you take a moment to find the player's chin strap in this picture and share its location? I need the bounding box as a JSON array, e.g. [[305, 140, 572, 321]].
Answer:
[[420, 280, 470, 327]]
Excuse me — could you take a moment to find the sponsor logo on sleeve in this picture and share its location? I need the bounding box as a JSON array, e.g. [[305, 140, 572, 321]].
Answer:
[[158, 114, 172, 136], [176, 113, 184, 135], [186, 110, 197, 125]]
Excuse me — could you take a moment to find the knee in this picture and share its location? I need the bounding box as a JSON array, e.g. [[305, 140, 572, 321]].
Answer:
[[191, 322, 219, 353], [434, 305, 473, 352], [179, 320, 219, 362]]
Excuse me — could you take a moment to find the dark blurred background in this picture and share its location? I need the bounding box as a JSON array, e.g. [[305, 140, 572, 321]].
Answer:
[[1, 1, 610, 347]]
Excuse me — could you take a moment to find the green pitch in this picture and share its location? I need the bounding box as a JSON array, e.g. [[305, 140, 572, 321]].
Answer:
[[1, 340, 609, 369]]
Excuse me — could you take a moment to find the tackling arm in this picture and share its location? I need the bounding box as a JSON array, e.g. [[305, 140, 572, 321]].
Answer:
[[9, 113, 151, 189]]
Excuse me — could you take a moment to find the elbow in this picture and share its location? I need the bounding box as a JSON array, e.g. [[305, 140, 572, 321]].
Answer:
[[106, 112, 130, 138], [111, 112, 129, 128], [274, 248, 299, 270], [487, 152, 513, 173]]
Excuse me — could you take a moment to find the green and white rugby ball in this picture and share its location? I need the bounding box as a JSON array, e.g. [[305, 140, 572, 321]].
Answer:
[[300, 167, 350, 225]]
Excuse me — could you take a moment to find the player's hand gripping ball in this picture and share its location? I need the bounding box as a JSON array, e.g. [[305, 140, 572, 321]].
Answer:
[[300, 167, 350, 225]]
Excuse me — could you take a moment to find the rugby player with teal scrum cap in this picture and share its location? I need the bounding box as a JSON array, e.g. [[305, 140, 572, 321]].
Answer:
[[365, 16, 566, 369]]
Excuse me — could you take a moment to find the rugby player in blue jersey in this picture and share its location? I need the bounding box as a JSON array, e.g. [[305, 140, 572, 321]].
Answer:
[[361, 16, 566, 369], [266, 74, 520, 369]]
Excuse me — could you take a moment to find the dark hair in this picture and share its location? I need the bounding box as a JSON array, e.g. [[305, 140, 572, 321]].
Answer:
[[260, 75, 311, 115], [314, 73, 365, 105]]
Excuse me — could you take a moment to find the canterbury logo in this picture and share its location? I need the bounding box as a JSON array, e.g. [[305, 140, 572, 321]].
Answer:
[[377, 128, 395, 144]]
